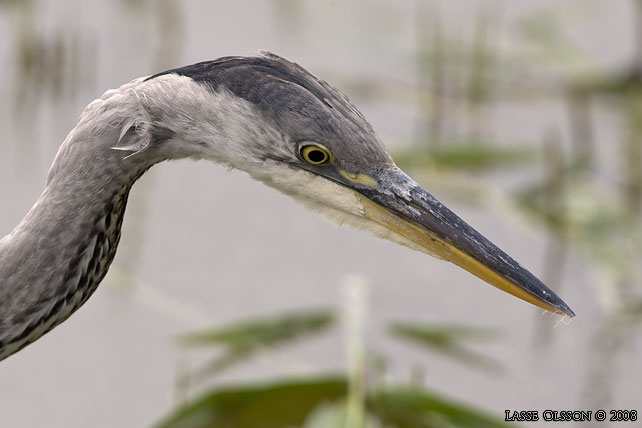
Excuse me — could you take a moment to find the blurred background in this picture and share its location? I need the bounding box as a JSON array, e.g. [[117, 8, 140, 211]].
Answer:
[[0, 0, 641, 427]]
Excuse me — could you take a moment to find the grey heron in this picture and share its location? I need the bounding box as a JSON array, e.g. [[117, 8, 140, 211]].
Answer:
[[0, 52, 574, 362]]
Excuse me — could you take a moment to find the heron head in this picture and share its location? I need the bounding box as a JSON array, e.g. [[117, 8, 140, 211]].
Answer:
[[142, 52, 574, 317]]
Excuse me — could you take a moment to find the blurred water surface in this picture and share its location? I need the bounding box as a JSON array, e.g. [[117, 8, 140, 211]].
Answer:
[[0, 1, 640, 427]]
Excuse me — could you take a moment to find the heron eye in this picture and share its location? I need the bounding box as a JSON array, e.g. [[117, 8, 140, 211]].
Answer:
[[300, 144, 331, 165]]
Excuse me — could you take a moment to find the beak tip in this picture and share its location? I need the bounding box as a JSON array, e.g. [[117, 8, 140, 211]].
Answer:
[[551, 298, 575, 318], [560, 305, 576, 318]]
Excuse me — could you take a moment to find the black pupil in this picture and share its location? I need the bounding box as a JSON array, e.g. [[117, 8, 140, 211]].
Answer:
[[307, 149, 326, 163]]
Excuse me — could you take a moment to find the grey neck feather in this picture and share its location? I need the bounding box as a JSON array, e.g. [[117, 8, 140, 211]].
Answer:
[[0, 96, 149, 360], [0, 73, 259, 360]]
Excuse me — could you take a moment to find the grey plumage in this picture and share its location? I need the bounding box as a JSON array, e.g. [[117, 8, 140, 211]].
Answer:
[[0, 52, 389, 360], [0, 52, 574, 362]]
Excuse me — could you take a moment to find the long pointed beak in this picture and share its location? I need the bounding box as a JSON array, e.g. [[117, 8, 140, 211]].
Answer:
[[338, 166, 575, 317]]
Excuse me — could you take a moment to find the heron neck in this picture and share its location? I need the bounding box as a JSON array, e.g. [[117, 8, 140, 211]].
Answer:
[[0, 120, 152, 361]]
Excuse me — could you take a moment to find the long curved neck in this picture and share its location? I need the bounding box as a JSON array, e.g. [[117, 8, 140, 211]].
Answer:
[[0, 72, 273, 361], [0, 91, 156, 361]]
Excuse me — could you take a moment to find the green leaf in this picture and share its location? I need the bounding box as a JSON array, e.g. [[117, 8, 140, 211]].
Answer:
[[369, 386, 507, 428], [390, 323, 502, 372], [393, 144, 535, 171], [154, 377, 347, 428], [177, 309, 334, 379], [178, 309, 334, 350], [302, 400, 383, 428], [156, 377, 506, 428]]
